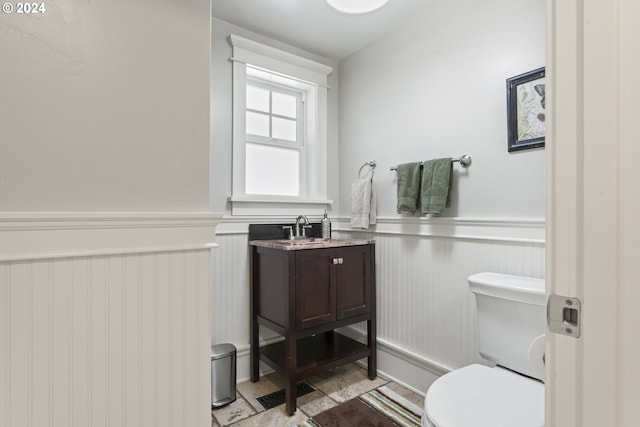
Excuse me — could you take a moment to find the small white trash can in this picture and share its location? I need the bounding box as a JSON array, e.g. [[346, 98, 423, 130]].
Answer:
[[211, 343, 236, 408]]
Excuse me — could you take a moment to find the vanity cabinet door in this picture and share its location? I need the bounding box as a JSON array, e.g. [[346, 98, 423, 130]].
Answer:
[[294, 244, 373, 330], [336, 245, 372, 320], [295, 248, 337, 330]]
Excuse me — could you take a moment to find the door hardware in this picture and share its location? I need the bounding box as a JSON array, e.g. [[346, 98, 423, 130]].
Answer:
[[547, 294, 581, 338]]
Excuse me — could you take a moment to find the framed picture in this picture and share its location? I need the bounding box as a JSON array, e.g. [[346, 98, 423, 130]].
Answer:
[[506, 67, 546, 152]]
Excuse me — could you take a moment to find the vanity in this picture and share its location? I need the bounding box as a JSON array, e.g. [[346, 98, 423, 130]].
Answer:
[[249, 224, 377, 415]]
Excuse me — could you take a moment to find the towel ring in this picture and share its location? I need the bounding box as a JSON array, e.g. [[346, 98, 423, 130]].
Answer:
[[358, 160, 376, 178]]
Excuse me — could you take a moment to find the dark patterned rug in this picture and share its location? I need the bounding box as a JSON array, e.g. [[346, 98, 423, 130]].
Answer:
[[298, 385, 423, 427]]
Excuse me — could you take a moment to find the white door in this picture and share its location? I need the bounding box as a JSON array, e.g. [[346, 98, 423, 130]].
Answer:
[[546, 0, 640, 426]]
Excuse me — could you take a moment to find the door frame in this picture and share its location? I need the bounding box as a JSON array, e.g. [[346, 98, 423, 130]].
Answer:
[[546, 0, 640, 425]]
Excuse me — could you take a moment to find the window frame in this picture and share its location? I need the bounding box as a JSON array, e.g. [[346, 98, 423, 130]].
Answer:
[[246, 77, 304, 147], [244, 77, 306, 198], [229, 34, 333, 216]]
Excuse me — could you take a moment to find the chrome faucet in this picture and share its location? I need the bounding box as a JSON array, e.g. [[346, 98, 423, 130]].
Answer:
[[294, 215, 311, 239]]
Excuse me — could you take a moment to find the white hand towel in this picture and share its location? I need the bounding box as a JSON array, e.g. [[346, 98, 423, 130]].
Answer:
[[350, 168, 377, 228]]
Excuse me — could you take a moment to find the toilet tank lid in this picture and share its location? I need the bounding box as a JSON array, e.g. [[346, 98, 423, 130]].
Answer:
[[468, 272, 545, 306]]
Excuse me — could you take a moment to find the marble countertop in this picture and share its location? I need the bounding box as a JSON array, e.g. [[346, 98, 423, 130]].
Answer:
[[249, 238, 374, 251]]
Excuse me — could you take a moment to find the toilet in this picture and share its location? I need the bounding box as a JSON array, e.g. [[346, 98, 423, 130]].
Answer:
[[421, 272, 546, 427]]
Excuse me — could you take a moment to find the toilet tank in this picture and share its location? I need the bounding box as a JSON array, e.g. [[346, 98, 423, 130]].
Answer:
[[468, 272, 545, 380]]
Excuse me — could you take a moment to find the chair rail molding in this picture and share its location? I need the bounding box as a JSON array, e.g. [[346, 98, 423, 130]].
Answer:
[[0, 212, 223, 261], [333, 216, 545, 244]]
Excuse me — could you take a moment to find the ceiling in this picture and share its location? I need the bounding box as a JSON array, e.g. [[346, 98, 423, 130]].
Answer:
[[211, 0, 432, 61]]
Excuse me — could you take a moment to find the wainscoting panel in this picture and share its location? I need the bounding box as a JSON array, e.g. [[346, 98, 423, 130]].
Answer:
[[211, 217, 544, 391], [210, 232, 251, 346], [210, 230, 282, 382], [336, 231, 545, 372], [0, 213, 220, 427]]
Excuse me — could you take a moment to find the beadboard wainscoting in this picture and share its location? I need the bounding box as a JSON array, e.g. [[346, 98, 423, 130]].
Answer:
[[211, 217, 545, 394], [0, 212, 222, 427], [210, 223, 282, 384]]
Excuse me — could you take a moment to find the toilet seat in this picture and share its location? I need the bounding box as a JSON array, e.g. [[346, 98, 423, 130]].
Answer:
[[424, 364, 544, 427]]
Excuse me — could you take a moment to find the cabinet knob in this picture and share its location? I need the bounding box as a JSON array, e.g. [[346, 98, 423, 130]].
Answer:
[[332, 258, 344, 265]]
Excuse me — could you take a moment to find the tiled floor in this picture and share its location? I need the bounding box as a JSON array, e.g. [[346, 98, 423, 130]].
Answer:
[[211, 363, 424, 426]]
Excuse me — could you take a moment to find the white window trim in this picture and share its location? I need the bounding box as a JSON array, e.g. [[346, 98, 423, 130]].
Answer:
[[245, 77, 304, 150], [229, 34, 333, 216]]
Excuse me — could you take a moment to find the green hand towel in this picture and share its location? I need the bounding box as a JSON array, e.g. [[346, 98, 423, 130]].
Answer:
[[421, 158, 452, 215], [396, 162, 422, 214]]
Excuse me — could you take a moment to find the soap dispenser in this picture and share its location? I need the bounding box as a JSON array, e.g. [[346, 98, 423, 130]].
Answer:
[[321, 209, 331, 239]]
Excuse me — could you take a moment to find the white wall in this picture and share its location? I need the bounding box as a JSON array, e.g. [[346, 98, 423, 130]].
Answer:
[[1, 2, 219, 426], [0, 0, 211, 211], [338, 0, 546, 218], [333, 0, 546, 391], [210, 18, 340, 214], [209, 0, 546, 394]]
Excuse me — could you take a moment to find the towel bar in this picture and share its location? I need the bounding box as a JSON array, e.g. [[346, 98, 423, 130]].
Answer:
[[389, 155, 472, 171]]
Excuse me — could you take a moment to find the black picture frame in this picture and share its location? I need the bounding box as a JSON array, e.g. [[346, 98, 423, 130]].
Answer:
[[506, 67, 546, 152]]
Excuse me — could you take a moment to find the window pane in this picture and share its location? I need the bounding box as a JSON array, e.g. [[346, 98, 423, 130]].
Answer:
[[272, 117, 297, 141], [246, 111, 269, 137], [246, 85, 269, 112], [246, 144, 299, 196], [272, 92, 297, 118]]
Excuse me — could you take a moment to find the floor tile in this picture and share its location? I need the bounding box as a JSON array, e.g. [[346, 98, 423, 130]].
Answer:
[[226, 362, 409, 426], [383, 382, 425, 408], [307, 364, 388, 403], [296, 390, 339, 417], [228, 404, 309, 427], [236, 372, 287, 413], [211, 392, 256, 426]]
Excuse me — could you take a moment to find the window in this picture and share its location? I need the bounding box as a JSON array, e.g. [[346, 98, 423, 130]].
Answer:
[[245, 76, 304, 197], [229, 34, 333, 216]]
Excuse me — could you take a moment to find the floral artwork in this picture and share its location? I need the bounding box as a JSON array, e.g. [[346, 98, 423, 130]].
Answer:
[[517, 79, 545, 140], [507, 67, 546, 152]]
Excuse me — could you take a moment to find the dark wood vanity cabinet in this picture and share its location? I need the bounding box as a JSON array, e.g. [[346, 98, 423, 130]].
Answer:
[[249, 241, 376, 415], [295, 245, 372, 329]]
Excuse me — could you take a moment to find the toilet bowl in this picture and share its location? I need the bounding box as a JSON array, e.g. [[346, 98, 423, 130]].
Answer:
[[421, 364, 544, 427], [421, 272, 546, 427]]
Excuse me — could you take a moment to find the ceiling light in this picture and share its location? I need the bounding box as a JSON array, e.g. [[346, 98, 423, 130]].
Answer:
[[326, 0, 390, 14]]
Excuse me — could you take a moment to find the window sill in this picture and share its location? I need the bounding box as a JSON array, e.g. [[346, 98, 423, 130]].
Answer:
[[229, 196, 333, 216]]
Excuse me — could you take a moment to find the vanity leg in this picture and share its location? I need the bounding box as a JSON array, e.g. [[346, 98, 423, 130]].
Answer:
[[367, 318, 377, 379], [285, 333, 297, 415], [250, 249, 260, 382], [285, 376, 297, 416], [368, 255, 377, 380], [250, 315, 259, 382]]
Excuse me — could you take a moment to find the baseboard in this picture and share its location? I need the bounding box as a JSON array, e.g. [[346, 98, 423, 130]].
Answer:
[[337, 327, 452, 396], [235, 337, 282, 383]]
